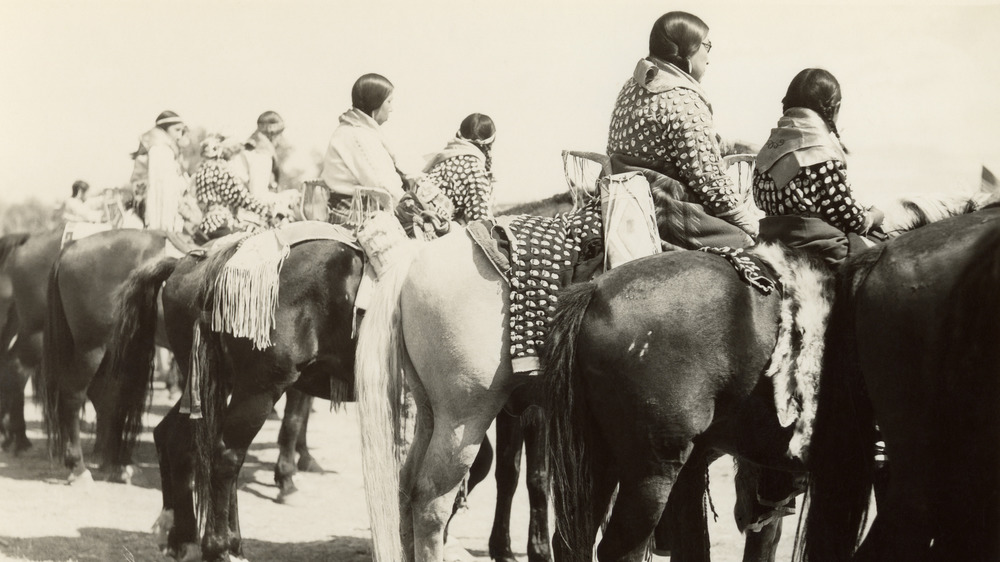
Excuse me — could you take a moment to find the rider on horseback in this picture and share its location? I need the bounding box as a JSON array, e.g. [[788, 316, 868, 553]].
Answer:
[[607, 11, 759, 250], [193, 134, 273, 239], [753, 68, 886, 267], [320, 73, 415, 227], [422, 113, 497, 224]]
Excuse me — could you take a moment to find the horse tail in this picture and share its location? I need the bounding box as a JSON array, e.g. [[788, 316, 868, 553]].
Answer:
[[0, 233, 29, 269], [801, 248, 882, 561], [187, 241, 246, 526], [934, 223, 1000, 555], [541, 280, 602, 560], [354, 243, 420, 562], [40, 256, 72, 456], [100, 256, 179, 468]]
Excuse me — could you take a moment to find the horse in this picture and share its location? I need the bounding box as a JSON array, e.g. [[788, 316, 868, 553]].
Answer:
[[0, 228, 62, 453], [536, 246, 813, 561], [0, 232, 32, 452], [802, 206, 1000, 562], [41, 228, 174, 482], [101, 235, 363, 561]]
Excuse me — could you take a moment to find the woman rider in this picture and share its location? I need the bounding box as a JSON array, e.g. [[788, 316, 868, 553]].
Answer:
[[607, 11, 758, 250], [753, 68, 884, 267]]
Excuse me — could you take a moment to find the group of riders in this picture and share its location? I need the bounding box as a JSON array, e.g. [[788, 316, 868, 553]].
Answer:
[[60, 9, 891, 272]]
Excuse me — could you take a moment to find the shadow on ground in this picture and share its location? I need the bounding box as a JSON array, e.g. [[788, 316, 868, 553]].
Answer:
[[0, 529, 373, 562]]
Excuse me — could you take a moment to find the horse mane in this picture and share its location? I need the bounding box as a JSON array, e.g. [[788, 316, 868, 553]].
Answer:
[[496, 191, 574, 217], [880, 191, 996, 236]]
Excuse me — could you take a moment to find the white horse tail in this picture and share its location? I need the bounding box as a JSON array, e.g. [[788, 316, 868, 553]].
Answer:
[[355, 241, 420, 562]]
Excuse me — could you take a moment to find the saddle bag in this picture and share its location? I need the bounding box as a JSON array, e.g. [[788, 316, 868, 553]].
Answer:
[[599, 172, 661, 270]]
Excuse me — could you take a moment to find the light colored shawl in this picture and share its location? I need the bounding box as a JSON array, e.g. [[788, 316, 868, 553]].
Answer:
[[633, 57, 711, 111], [422, 136, 485, 173], [755, 107, 848, 189]]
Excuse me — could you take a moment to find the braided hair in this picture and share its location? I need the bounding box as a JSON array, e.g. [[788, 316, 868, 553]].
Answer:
[[352, 73, 394, 117], [648, 11, 709, 76], [459, 113, 496, 172], [782, 68, 848, 152]]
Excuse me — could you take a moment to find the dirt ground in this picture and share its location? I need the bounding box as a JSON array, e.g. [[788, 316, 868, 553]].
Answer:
[[0, 382, 796, 562]]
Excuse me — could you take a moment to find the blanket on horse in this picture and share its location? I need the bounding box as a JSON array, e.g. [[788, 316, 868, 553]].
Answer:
[[210, 220, 358, 350], [750, 243, 834, 461], [468, 198, 604, 374], [706, 243, 832, 461]]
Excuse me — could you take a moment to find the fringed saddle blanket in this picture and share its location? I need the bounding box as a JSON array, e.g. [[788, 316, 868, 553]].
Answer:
[[746, 243, 835, 462], [468, 198, 604, 374], [209, 220, 359, 350], [181, 221, 359, 418]]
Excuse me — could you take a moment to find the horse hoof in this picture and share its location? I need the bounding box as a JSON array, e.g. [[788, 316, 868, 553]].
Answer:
[[297, 457, 323, 473], [111, 465, 136, 485], [68, 468, 93, 486], [276, 487, 304, 506], [176, 542, 200, 562], [12, 439, 31, 456]]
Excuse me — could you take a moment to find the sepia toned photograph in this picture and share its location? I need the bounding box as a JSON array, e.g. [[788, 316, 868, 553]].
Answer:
[[1, 1, 998, 561]]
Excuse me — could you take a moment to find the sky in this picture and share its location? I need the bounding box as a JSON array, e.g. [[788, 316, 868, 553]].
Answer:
[[2, 0, 999, 209]]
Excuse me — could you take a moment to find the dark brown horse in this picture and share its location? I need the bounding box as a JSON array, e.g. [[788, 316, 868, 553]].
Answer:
[[42, 228, 172, 482], [0, 229, 62, 453], [803, 207, 1000, 561], [0, 232, 33, 452], [102, 236, 363, 561], [539, 248, 813, 561]]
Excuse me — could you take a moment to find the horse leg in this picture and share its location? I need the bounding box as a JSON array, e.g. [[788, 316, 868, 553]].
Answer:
[[155, 402, 199, 558], [410, 414, 497, 562], [202, 386, 279, 561], [522, 409, 551, 562], [444, 434, 493, 544], [400, 369, 435, 562], [274, 387, 308, 502], [489, 409, 522, 562], [293, 392, 323, 472], [597, 451, 690, 562], [655, 443, 719, 561], [0, 355, 31, 454]]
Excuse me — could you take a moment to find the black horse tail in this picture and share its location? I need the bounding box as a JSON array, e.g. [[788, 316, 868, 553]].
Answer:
[[541, 280, 601, 560], [40, 256, 72, 456], [190, 240, 245, 528], [0, 232, 29, 268], [800, 247, 883, 561], [933, 224, 1000, 557], [100, 255, 179, 468]]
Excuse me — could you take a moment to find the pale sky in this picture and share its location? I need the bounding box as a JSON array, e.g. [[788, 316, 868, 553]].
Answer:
[[2, 0, 999, 208]]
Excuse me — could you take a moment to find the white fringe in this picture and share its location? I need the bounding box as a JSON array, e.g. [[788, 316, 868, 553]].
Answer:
[[210, 231, 289, 350], [751, 243, 834, 462]]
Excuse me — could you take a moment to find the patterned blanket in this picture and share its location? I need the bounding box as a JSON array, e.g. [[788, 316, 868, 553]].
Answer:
[[468, 198, 604, 374]]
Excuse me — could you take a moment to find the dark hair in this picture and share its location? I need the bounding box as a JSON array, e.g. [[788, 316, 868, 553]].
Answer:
[[782, 68, 845, 141], [257, 110, 285, 135], [459, 113, 496, 171], [351, 74, 394, 117], [71, 180, 89, 197], [649, 11, 709, 75], [155, 110, 184, 131]]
